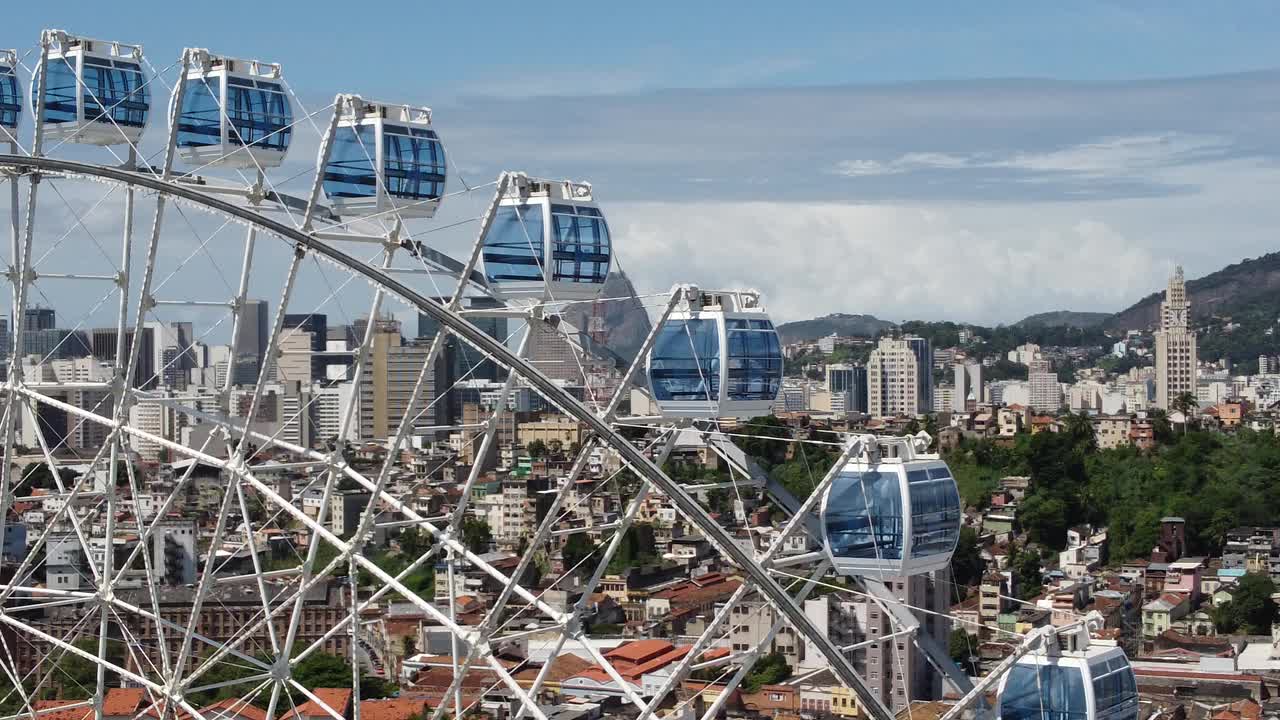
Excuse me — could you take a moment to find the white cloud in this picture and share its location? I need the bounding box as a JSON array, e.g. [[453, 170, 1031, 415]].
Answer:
[[611, 200, 1170, 325], [832, 133, 1235, 182]]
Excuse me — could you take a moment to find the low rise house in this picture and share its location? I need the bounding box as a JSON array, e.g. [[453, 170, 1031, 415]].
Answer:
[[1142, 592, 1190, 639]]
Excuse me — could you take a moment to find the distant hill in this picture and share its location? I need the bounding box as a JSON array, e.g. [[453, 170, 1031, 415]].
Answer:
[[776, 313, 894, 344], [1015, 311, 1110, 329], [1107, 252, 1280, 331]]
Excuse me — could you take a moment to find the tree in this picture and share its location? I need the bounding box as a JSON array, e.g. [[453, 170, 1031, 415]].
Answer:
[[948, 628, 980, 675], [561, 533, 597, 575], [1063, 412, 1097, 453], [951, 527, 984, 587], [606, 524, 657, 574], [43, 639, 123, 700], [291, 653, 396, 704], [1213, 574, 1278, 635], [742, 652, 792, 692], [20, 463, 54, 490], [1011, 546, 1043, 600], [461, 517, 492, 554], [526, 439, 548, 458], [1171, 391, 1199, 434]]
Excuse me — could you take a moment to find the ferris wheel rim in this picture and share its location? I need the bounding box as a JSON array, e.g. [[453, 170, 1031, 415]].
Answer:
[[0, 153, 902, 720]]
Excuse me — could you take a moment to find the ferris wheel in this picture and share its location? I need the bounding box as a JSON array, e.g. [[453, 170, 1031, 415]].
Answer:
[[0, 29, 1138, 720]]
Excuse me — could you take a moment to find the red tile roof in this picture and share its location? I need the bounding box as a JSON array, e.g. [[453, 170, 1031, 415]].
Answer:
[[604, 639, 673, 666], [36, 689, 149, 720], [201, 698, 267, 720], [357, 699, 427, 720], [285, 689, 353, 720], [514, 653, 597, 684]]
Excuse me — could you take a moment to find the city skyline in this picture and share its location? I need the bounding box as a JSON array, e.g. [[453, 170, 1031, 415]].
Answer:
[[5, 10, 1280, 720]]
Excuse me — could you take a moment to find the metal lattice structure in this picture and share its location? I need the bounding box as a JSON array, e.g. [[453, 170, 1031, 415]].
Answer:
[[0, 27, 1069, 720]]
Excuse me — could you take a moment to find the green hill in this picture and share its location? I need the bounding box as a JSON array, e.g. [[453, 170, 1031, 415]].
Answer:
[[776, 313, 894, 344], [1015, 311, 1111, 328]]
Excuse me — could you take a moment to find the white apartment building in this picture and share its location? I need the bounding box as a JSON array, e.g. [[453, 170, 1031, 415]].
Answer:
[[1028, 359, 1062, 413], [1007, 343, 1041, 366], [867, 337, 920, 417]]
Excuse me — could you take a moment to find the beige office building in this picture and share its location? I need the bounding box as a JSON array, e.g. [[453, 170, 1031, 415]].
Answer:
[[1155, 266, 1197, 410]]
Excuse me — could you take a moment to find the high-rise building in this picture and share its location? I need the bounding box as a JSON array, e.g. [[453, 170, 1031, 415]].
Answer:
[[867, 337, 920, 418], [283, 313, 328, 381], [1028, 358, 1062, 412], [145, 321, 195, 389], [22, 306, 55, 331], [792, 574, 951, 712], [275, 328, 314, 384], [91, 326, 155, 388], [358, 319, 444, 441], [826, 363, 869, 414], [1156, 266, 1197, 410], [904, 335, 933, 413], [315, 383, 358, 444], [526, 317, 586, 385], [952, 362, 983, 413], [232, 299, 269, 385]]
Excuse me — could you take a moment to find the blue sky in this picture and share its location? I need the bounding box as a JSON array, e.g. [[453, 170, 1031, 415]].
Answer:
[[9, 2, 1280, 97], [8, 3, 1280, 326]]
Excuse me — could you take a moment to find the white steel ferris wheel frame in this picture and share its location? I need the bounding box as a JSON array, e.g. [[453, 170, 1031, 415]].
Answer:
[[0, 35, 983, 720]]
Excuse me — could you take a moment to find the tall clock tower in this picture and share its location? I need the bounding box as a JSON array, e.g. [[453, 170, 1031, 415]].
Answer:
[[1156, 265, 1198, 411]]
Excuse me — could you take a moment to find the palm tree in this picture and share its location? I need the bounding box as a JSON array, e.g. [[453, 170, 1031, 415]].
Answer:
[[1064, 411, 1097, 451], [1171, 391, 1198, 433]]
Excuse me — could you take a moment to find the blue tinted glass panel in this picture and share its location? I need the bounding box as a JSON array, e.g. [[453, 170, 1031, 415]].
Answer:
[[1000, 664, 1089, 720], [322, 124, 378, 198], [0, 66, 19, 129], [1090, 656, 1138, 720], [825, 470, 903, 560], [39, 59, 79, 124], [649, 319, 720, 402], [482, 204, 545, 282], [176, 81, 219, 147], [82, 58, 149, 127], [550, 205, 610, 285], [225, 80, 291, 150], [908, 467, 961, 558], [383, 125, 445, 201], [726, 322, 781, 401]]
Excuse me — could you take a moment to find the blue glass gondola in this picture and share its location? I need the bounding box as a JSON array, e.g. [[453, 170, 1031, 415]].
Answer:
[[35, 31, 148, 146], [1, 50, 19, 138], [998, 645, 1138, 720], [480, 178, 611, 301], [646, 290, 782, 419], [821, 438, 961, 576], [175, 50, 292, 169], [321, 99, 445, 219]]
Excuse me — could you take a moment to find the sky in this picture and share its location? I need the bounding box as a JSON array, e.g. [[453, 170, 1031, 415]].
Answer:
[[7, 2, 1280, 326]]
